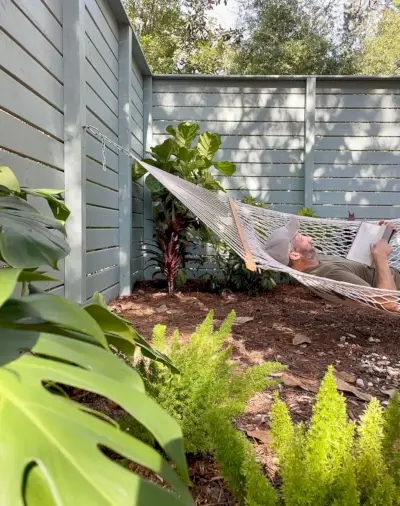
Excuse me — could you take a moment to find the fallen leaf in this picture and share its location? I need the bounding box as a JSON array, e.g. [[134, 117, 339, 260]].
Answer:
[[282, 372, 319, 393], [234, 316, 254, 326], [335, 377, 372, 402], [335, 371, 356, 384], [247, 430, 272, 445], [292, 333, 311, 346], [382, 389, 398, 399], [155, 304, 168, 313]]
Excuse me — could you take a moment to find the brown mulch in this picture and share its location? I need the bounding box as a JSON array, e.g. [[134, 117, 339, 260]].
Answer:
[[108, 281, 400, 505]]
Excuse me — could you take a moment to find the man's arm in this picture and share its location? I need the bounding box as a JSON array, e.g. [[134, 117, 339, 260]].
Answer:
[[371, 240, 398, 312]]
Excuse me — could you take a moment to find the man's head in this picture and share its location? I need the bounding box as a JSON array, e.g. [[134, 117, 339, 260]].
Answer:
[[265, 217, 317, 269]]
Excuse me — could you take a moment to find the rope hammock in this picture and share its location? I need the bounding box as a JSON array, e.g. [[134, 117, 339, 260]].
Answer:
[[85, 125, 400, 313]]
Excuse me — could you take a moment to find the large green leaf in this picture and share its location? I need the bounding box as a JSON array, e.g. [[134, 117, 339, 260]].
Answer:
[[23, 188, 70, 224], [0, 165, 20, 192], [174, 122, 200, 148], [213, 161, 236, 176], [151, 138, 176, 163], [0, 329, 193, 505], [0, 268, 21, 307], [83, 300, 178, 372], [0, 194, 70, 268], [0, 294, 107, 348], [197, 132, 221, 161]]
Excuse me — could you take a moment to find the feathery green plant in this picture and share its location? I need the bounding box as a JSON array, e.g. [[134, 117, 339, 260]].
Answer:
[[135, 310, 285, 505]]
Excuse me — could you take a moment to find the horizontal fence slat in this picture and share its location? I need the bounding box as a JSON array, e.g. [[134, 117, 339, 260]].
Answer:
[[227, 189, 304, 204], [313, 192, 400, 206], [86, 84, 118, 135], [230, 163, 304, 177], [86, 265, 119, 298], [0, 111, 63, 169], [316, 94, 400, 109], [152, 134, 304, 151], [131, 58, 144, 87], [86, 158, 119, 189], [84, 8, 118, 78], [314, 178, 400, 192], [316, 81, 400, 94], [131, 119, 144, 144], [98, 283, 119, 302], [85, 0, 118, 55], [219, 176, 303, 191], [131, 134, 143, 158], [313, 165, 400, 178], [316, 108, 400, 123], [86, 247, 119, 274], [153, 79, 306, 94], [0, 149, 64, 188], [86, 110, 118, 146], [315, 150, 400, 165], [153, 106, 304, 122], [87, 205, 119, 228], [153, 92, 305, 108], [41, 0, 63, 23], [316, 123, 400, 137], [48, 285, 65, 296], [214, 149, 304, 164], [86, 181, 119, 209], [87, 228, 119, 251], [132, 227, 144, 242], [131, 256, 144, 275], [86, 63, 119, 115], [86, 134, 119, 172], [1, 0, 63, 81], [0, 69, 63, 140], [132, 182, 144, 199], [85, 34, 118, 98], [0, 30, 63, 110], [131, 93, 144, 117], [313, 205, 400, 220], [316, 136, 400, 151], [16, 0, 62, 53]]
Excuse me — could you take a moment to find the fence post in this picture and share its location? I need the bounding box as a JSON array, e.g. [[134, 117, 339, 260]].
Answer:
[[63, 0, 87, 303], [304, 77, 316, 209], [142, 75, 154, 280], [118, 25, 133, 296]]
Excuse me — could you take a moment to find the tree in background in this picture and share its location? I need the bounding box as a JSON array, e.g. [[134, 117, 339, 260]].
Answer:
[[356, 1, 400, 75], [123, 0, 240, 74]]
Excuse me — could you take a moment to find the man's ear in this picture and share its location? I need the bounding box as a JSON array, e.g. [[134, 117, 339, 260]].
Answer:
[[289, 251, 301, 262]]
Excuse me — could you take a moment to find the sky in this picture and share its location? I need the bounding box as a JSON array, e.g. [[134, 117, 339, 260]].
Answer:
[[211, 0, 241, 29]]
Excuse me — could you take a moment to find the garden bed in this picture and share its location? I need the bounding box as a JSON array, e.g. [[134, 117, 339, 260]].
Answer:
[[110, 282, 400, 505]]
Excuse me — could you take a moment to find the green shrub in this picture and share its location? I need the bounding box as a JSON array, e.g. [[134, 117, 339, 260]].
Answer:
[[136, 311, 285, 504], [270, 367, 400, 506], [297, 207, 320, 218]]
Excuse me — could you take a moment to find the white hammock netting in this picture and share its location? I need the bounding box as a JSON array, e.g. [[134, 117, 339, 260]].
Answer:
[[85, 125, 400, 313]]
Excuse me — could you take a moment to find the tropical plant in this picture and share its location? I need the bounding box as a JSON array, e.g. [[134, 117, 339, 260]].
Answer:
[[297, 207, 319, 218], [270, 366, 400, 505], [133, 121, 236, 292], [0, 165, 193, 505], [130, 311, 285, 504]]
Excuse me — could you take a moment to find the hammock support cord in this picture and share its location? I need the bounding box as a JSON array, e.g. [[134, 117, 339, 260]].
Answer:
[[85, 125, 400, 313]]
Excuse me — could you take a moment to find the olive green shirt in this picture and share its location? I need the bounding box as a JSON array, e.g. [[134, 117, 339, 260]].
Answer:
[[304, 255, 400, 289]]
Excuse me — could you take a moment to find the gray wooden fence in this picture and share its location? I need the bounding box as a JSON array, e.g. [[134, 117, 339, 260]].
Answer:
[[1, 0, 400, 302]]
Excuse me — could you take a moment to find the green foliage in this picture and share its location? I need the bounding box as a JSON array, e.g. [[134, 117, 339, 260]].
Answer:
[[123, 0, 239, 74], [297, 207, 319, 218], [0, 166, 192, 505], [136, 311, 285, 504], [357, 8, 400, 75], [270, 367, 400, 506], [133, 121, 236, 292]]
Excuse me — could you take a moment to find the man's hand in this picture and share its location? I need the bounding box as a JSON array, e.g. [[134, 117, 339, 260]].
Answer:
[[371, 239, 392, 262], [378, 220, 397, 235]]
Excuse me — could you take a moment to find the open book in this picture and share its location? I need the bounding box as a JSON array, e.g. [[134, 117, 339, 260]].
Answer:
[[346, 222, 395, 266]]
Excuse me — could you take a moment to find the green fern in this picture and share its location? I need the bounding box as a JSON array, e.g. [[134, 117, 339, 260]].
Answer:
[[356, 398, 397, 505], [135, 310, 285, 504]]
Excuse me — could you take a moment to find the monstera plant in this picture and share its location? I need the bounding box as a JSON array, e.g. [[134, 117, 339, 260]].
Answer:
[[133, 121, 236, 292], [0, 166, 193, 505]]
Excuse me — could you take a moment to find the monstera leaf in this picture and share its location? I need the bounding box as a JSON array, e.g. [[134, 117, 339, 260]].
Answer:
[[0, 292, 192, 506], [0, 193, 70, 269]]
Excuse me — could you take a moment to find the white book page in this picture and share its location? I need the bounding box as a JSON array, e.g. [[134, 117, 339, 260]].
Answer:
[[346, 222, 385, 266]]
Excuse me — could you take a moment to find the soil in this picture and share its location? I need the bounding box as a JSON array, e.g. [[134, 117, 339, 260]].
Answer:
[[108, 281, 400, 505]]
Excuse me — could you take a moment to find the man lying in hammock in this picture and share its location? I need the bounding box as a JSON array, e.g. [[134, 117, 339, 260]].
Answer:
[[265, 217, 399, 312]]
